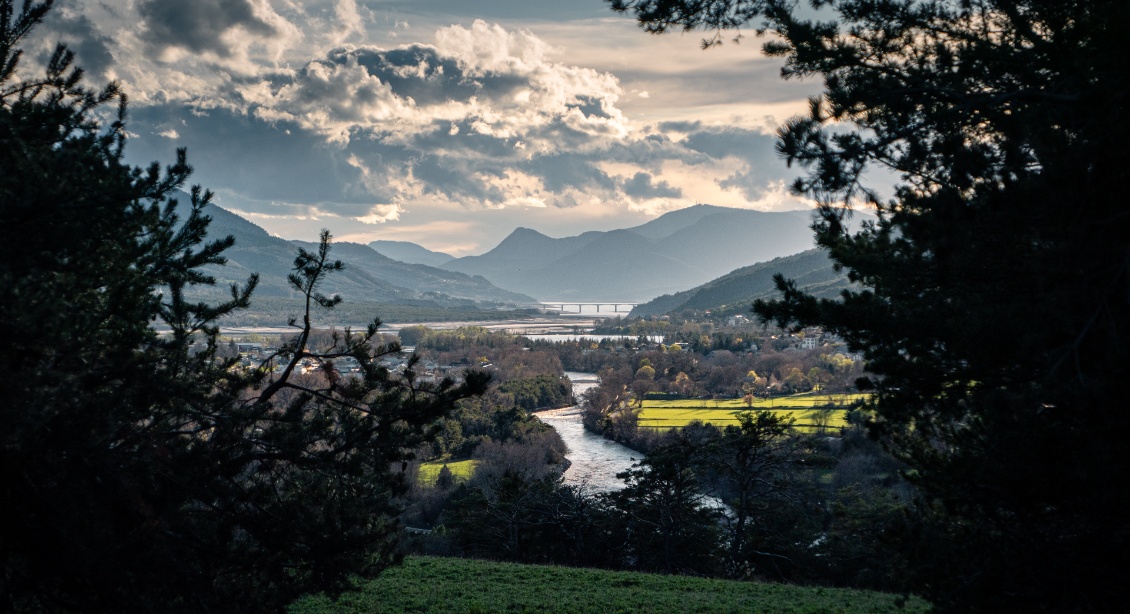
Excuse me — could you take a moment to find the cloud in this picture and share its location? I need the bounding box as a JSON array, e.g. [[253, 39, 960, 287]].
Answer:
[[118, 19, 815, 246], [126, 105, 375, 207], [622, 172, 682, 199], [39, 6, 115, 79], [338, 218, 487, 256], [137, 0, 299, 63], [333, 0, 365, 43], [679, 126, 794, 200], [24, 0, 850, 262], [179, 21, 644, 213], [356, 203, 403, 224], [240, 20, 628, 152]]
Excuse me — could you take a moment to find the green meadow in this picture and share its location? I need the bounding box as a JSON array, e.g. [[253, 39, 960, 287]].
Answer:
[[417, 459, 479, 486], [290, 556, 927, 614], [637, 394, 869, 432]]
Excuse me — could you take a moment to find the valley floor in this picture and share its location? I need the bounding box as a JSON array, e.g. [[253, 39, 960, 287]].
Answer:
[[220, 315, 604, 337]]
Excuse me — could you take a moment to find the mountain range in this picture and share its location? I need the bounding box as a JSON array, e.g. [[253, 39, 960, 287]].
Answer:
[[181, 198, 535, 308], [440, 205, 820, 302], [183, 199, 853, 319]]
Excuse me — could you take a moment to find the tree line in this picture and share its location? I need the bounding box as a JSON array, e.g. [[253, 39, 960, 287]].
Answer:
[[611, 0, 1130, 610], [403, 408, 909, 591], [1, 3, 490, 610]]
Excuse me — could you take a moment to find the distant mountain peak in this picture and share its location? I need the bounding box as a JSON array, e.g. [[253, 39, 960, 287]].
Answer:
[[492, 227, 555, 249], [508, 226, 550, 238]]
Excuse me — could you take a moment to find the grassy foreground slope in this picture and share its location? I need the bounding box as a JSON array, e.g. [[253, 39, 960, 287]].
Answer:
[[291, 556, 928, 613]]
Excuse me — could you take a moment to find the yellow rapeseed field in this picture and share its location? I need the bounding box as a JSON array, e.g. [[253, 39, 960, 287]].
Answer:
[[637, 394, 869, 432]]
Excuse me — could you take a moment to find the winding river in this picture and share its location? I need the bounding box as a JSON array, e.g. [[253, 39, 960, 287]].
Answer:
[[535, 372, 640, 492]]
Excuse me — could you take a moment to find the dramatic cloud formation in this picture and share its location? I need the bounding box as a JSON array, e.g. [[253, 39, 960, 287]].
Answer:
[[52, 0, 825, 254]]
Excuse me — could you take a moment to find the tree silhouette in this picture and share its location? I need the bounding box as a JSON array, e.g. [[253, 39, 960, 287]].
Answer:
[[611, 436, 722, 575], [1, 2, 486, 610], [702, 410, 797, 578], [612, 0, 1130, 610]]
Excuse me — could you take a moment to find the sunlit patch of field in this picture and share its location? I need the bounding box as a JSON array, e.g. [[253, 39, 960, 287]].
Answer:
[[417, 459, 478, 486], [637, 394, 868, 432]]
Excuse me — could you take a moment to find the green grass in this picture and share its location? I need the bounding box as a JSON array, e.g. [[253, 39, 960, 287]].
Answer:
[[290, 556, 928, 613], [637, 393, 868, 432], [417, 460, 478, 486]]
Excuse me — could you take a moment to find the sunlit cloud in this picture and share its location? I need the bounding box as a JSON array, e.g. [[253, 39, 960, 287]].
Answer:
[[356, 203, 404, 224], [227, 205, 335, 222], [338, 219, 484, 256]]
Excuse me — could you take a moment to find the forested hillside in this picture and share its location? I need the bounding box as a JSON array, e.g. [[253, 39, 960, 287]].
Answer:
[[631, 249, 847, 317]]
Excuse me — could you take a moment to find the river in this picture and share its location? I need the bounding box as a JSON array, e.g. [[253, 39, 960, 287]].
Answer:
[[534, 371, 641, 492], [537, 372, 733, 516]]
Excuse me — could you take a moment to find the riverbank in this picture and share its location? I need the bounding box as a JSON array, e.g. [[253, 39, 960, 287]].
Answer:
[[218, 315, 604, 337]]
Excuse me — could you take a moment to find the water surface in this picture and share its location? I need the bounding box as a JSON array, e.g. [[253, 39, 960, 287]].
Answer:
[[535, 372, 640, 492]]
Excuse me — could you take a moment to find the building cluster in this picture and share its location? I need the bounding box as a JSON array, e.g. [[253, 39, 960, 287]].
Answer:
[[227, 342, 468, 385]]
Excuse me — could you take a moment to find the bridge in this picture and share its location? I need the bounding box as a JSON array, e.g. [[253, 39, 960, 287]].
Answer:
[[539, 302, 637, 314]]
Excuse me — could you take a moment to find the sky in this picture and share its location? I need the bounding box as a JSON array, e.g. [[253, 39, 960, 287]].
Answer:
[[34, 0, 825, 256]]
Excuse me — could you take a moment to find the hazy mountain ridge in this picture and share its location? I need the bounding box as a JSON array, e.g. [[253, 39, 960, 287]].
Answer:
[[181, 198, 536, 307], [630, 249, 850, 317], [367, 240, 453, 267], [292, 239, 534, 304], [443, 227, 602, 281], [441, 205, 821, 302]]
